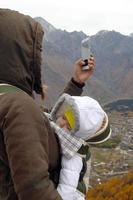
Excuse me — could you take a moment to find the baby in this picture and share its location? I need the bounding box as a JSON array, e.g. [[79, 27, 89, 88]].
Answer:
[[46, 93, 111, 200]]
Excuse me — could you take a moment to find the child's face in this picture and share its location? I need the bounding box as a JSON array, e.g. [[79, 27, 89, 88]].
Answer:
[[56, 114, 71, 131]]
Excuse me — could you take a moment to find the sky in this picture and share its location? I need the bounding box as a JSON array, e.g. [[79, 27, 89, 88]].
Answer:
[[0, 0, 133, 36]]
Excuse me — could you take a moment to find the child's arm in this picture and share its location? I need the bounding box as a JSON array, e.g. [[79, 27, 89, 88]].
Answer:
[[57, 154, 85, 200]]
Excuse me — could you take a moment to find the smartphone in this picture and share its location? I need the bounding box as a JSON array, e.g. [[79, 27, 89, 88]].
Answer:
[[81, 37, 92, 70]]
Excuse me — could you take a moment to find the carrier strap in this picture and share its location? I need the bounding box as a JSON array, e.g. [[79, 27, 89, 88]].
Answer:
[[0, 84, 23, 94]]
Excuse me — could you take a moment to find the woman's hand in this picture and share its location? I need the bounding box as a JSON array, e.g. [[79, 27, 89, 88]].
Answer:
[[73, 55, 95, 84]]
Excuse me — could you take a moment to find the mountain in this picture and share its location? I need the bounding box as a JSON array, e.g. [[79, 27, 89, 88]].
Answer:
[[104, 99, 133, 112], [35, 17, 56, 41], [91, 31, 133, 99], [35, 17, 133, 107]]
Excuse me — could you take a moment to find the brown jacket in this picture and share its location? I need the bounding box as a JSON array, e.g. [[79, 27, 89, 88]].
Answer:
[[0, 9, 84, 200], [0, 81, 83, 200], [0, 8, 44, 96]]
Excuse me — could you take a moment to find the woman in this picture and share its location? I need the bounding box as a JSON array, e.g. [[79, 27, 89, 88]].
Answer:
[[0, 9, 94, 200]]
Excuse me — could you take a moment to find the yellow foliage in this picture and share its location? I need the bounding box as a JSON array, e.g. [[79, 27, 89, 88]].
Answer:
[[86, 171, 133, 200]]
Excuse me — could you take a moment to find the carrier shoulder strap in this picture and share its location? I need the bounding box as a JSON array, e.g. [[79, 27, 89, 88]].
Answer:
[[0, 84, 23, 94]]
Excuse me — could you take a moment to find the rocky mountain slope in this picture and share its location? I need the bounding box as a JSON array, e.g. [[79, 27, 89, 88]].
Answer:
[[35, 17, 133, 107]]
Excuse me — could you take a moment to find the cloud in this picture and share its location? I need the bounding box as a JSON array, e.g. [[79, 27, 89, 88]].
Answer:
[[0, 0, 133, 35]]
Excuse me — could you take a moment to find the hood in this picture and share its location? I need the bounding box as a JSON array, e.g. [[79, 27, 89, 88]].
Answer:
[[50, 93, 111, 144], [0, 9, 44, 96]]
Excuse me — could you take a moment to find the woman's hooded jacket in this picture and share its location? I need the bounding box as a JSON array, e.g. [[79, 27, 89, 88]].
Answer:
[[0, 8, 44, 95], [0, 9, 84, 200]]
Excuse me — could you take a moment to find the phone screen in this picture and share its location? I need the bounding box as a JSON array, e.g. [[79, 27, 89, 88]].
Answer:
[[81, 37, 91, 60], [81, 37, 92, 70]]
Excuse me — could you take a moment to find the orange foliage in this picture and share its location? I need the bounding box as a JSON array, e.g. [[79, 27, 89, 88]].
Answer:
[[86, 171, 133, 200]]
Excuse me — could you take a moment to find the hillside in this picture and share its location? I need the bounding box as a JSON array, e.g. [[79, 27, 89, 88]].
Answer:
[[88, 104, 133, 189], [104, 99, 133, 112], [86, 171, 133, 200], [35, 17, 133, 107]]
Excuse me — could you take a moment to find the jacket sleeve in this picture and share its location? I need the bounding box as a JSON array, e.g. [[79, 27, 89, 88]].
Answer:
[[57, 154, 84, 200], [63, 78, 85, 96], [2, 92, 62, 200]]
